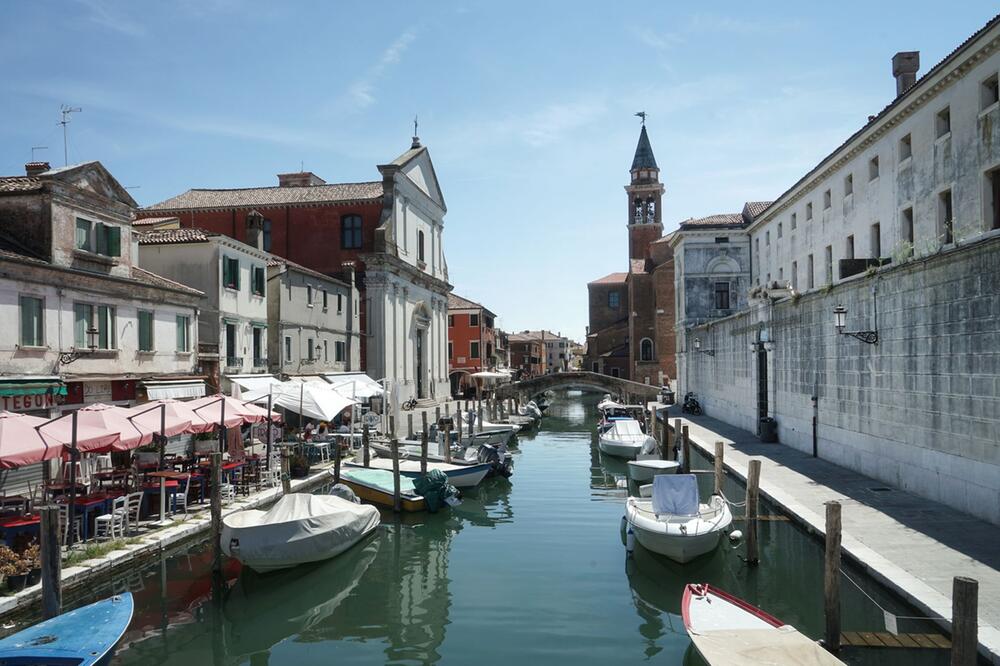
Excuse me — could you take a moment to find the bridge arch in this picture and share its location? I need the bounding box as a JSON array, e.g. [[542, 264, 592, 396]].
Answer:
[[495, 371, 659, 403]]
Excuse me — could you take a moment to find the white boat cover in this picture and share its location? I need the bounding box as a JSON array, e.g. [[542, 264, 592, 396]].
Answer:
[[652, 474, 699, 516], [609, 418, 645, 439], [597, 399, 625, 411], [690, 628, 846, 666], [222, 493, 379, 571]]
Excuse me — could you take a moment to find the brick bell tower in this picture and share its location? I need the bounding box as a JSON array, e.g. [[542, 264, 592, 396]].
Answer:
[[626, 121, 664, 261]]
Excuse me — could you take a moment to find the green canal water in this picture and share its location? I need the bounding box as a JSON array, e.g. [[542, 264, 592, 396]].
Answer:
[[102, 389, 949, 665]]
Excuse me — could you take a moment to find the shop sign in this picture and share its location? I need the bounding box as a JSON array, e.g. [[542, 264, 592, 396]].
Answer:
[[1, 393, 58, 412]]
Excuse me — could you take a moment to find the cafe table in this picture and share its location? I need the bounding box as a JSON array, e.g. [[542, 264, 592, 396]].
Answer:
[[0, 513, 40, 547], [144, 471, 189, 525], [67, 493, 115, 541]]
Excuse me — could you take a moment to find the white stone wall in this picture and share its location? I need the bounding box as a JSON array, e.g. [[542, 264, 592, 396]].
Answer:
[[751, 31, 1000, 292], [683, 235, 1000, 525]]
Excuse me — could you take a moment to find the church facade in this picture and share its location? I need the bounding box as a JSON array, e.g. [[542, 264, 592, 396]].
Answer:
[[584, 125, 676, 385]]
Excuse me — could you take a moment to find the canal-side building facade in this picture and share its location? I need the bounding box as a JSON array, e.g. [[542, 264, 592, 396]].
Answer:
[[508, 333, 544, 379], [677, 16, 1000, 525], [140, 137, 452, 403], [447, 293, 498, 395], [584, 125, 677, 385]]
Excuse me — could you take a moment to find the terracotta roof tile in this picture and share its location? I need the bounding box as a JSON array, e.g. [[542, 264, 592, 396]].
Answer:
[[447, 293, 482, 310], [144, 181, 383, 212], [742, 201, 773, 219], [589, 271, 627, 285], [136, 228, 218, 245], [681, 213, 745, 228], [0, 176, 43, 194], [266, 256, 349, 287], [131, 266, 204, 296], [131, 216, 179, 226]]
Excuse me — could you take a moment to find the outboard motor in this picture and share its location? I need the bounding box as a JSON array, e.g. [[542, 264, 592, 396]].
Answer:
[[477, 443, 513, 479]]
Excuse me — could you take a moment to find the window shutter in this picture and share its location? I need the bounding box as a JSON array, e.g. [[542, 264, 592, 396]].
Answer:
[[95, 222, 107, 255], [106, 226, 121, 257], [234, 259, 240, 289], [222, 258, 231, 286]]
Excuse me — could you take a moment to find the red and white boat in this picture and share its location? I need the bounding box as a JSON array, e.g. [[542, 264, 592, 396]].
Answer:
[[682, 583, 846, 665]]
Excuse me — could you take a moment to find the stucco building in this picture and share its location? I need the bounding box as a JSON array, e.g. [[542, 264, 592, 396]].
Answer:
[[447, 293, 498, 395], [585, 125, 676, 384], [508, 333, 544, 379], [140, 136, 451, 403]]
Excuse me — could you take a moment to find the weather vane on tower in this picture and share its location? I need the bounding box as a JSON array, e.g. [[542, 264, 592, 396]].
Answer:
[[634, 111, 647, 126]]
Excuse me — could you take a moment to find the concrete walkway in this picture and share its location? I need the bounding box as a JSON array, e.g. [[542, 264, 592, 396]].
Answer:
[[660, 405, 1000, 664]]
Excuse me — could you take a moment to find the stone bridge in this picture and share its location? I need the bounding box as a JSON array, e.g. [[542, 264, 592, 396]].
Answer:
[[495, 371, 660, 402]]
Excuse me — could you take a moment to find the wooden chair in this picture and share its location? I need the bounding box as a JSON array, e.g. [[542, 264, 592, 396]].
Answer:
[[170, 475, 191, 515], [57, 504, 82, 546], [94, 496, 127, 541], [124, 492, 143, 535]]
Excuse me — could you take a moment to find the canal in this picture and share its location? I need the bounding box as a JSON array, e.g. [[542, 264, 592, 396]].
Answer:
[[102, 389, 949, 665]]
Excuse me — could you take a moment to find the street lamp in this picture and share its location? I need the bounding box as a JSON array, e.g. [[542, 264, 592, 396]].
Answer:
[[58, 327, 99, 365], [693, 337, 715, 356], [832, 303, 878, 345]]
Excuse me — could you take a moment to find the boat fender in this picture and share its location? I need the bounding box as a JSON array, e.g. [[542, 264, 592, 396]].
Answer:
[[729, 529, 743, 542], [626, 526, 635, 553], [229, 537, 240, 555]]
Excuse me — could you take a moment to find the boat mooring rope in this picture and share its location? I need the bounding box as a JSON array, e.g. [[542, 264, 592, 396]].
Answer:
[[840, 567, 945, 622]]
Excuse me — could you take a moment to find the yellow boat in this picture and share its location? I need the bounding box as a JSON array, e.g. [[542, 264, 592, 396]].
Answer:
[[335, 467, 427, 512]]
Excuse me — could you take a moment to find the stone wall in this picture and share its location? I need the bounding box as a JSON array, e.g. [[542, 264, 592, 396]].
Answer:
[[680, 233, 1000, 524]]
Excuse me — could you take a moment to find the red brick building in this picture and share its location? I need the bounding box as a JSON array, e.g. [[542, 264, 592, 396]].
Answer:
[[508, 332, 544, 379], [447, 293, 497, 396], [585, 124, 676, 384]]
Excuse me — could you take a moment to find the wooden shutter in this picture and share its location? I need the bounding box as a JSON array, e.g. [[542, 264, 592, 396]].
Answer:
[[95, 222, 107, 255], [106, 226, 121, 257]]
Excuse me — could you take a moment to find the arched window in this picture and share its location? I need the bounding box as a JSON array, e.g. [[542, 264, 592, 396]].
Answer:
[[634, 199, 644, 224], [640, 338, 653, 362], [646, 198, 655, 222], [341, 215, 362, 249], [417, 229, 425, 262]]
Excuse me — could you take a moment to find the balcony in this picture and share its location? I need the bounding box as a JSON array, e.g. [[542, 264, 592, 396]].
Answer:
[[252, 357, 268, 371], [225, 356, 243, 372]]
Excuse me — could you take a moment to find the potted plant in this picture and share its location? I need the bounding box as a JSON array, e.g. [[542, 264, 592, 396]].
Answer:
[[0, 545, 30, 592], [23, 543, 41, 586]]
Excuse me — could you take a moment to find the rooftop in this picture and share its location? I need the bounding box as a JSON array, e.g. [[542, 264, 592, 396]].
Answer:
[[267, 255, 350, 287], [631, 125, 658, 171], [131, 216, 179, 227], [136, 228, 219, 245], [588, 271, 627, 285], [680, 212, 745, 228], [144, 180, 383, 212], [0, 176, 43, 194]]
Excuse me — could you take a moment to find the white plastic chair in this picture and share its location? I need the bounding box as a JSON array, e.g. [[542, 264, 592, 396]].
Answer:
[[94, 496, 127, 541], [218, 483, 236, 504]]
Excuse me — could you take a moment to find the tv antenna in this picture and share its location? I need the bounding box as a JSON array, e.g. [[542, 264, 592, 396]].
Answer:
[[31, 146, 48, 162], [60, 105, 82, 166]]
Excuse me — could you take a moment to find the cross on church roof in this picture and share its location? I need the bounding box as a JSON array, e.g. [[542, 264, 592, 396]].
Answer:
[[634, 111, 647, 126]]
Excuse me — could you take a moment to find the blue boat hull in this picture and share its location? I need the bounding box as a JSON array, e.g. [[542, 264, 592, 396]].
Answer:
[[0, 592, 133, 666]]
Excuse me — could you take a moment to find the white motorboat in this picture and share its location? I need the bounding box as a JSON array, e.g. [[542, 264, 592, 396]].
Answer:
[[519, 401, 543, 420], [598, 418, 655, 459], [624, 474, 732, 563], [682, 583, 846, 665], [627, 458, 680, 482], [460, 411, 520, 434], [352, 455, 491, 488], [222, 493, 380, 573]]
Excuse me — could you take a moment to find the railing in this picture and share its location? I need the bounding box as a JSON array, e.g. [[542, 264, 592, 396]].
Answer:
[[252, 357, 268, 369], [225, 356, 242, 370]]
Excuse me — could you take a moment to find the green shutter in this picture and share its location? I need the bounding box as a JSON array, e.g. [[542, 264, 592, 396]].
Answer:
[[222, 258, 231, 287], [19, 296, 42, 346], [106, 226, 121, 257], [95, 223, 107, 255], [176, 315, 188, 352], [233, 259, 240, 289], [138, 311, 153, 351]]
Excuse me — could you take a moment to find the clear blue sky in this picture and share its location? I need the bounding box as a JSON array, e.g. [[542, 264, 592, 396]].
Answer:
[[1, 1, 994, 342]]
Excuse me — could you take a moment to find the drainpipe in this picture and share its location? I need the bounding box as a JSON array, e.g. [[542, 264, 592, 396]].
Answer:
[[811, 394, 818, 457], [342, 261, 357, 371]]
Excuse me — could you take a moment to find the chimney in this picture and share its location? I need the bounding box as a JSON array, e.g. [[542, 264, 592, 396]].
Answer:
[[25, 161, 50, 177], [277, 171, 326, 188], [246, 209, 265, 251], [892, 51, 920, 97]]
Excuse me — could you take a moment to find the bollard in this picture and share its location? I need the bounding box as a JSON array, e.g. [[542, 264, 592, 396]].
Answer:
[[362, 421, 370, 467], [211, 452, 223, 574], [457, 409, 463, 444], [391, 439, 401, 512], [388, 415, 395, 440], [280, 447, 291, 495], [40, 505, 61, 619], [824, 500, 842, 653], [681, 426, 691, 474], [714, 441, 725, 496], [951, 577, 978, 666], [746, 459, 761, 566]]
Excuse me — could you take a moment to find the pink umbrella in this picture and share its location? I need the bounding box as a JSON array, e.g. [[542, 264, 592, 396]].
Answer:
[[75, 403, 155, 451], [36, 412, 121, 454], [0, 412, 63, 469], [188, 394, 265, 427], [126, 399, 207, 435]]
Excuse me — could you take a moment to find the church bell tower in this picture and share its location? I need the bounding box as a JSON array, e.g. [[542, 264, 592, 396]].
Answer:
[[625, 122, 664, 262]]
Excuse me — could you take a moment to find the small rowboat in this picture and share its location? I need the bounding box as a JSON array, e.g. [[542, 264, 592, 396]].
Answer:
[[338, 467, 426, 512], [682, 583, 846, 665], [0, 592, 133, 665]]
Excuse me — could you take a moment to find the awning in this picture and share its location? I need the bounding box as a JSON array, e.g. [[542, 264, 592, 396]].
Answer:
[[142, 380, 206, 400], [0, 377, 66, 397], [228, 374, 283, 401], [321, 373, 384, 399]]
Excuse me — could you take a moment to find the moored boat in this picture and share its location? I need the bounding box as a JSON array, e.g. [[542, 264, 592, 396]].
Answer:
[[625, 474, 732, 563], [221, 493, 380, 573], [0, 592, 133, 665], [598, 418, 655, 459], [350, 455, 491, 488], [627, 458, 680, 482], [682, 583, 847, 665], [338, 466, 427, 512]]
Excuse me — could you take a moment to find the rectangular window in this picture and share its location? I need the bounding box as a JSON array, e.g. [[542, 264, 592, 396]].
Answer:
[[337, 293, 343, 313], [341, 215, 363, 249], [470, 341, 480, 359], [936, 107, 951, 138], [252, 267, 265, 296], [138, 310, 154, 352], [714, 281, 730, 310], [714, 237, 729, 243], [175, 315, 190, 352], [225, 323, 237, 364], [470, 313, 479, 327], [306, 285, 313, 306], [335, 341, 345, 362], [791, 262, 798, 291], [307, 337, 315, 361], [284, 336, 292, 363], [825, 245, 833, 283], [900, 133, 912, 161], [263, 219, 272, 252], [901, 207, 914, 254], [982, 73, 1000, 110], [806, 202, 813, 220], [223, 257, 240, 290], [608, 291, 620, 309], [871, 222, 881, 258], [790, 212, 797, 230], [777, 223, 782, 239], [765, 231, 770, 246], [19, 296, 43, 347], [448, 315, 455, 327], [74, 304, 115, 349], [869, 155, 879, 180], [323, 290, 328, 310], [846, 235, 855, 260], [252, 327, 264, 365], [417, 230, 425, 262], [823, 189, 831, 209], [324, 340, 329, 363], [74, 219, 120, 257], [75, 219, 92, 251], [844, 174, 853, 196], [939, 189, 954, 244], [987, 167, 1000, 231], [807, 254, 815, 289], [448, 341, 453, 359]]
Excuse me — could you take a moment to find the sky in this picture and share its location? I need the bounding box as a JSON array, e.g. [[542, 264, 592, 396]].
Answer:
[[0, 1, 995, 342]]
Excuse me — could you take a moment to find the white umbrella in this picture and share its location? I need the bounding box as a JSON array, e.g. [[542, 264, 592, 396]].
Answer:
[[252, 380, 357, 422]]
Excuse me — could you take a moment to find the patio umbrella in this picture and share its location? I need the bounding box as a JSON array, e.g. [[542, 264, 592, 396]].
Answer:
[[126, 399, 206, 435], [0, 411, 63, 469], [75, 403, 155, 451], [249, 380, 356, 422], [36, 412, 121, 454], [188, 394, 266, 427]]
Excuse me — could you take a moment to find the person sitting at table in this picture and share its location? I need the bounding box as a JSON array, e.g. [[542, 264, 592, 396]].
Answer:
[[317, 421, 329, 438], [303, 421, 315, 442]]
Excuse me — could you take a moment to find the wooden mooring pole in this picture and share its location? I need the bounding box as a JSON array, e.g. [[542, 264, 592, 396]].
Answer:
[[681, 426, 691, 474], [391, 439, 401, 512], [420, 422, 429, 476], [824, 500, 842, 654], [444, 423, 453, 463], [407, 413, 414, 439], [659, 417, 669, 460], [746, 459, 761, 566], [211, 452, 223, 574], [40, 505, 61, 619], [714, 441, 725, 496], [362, 421, 370, 467], [333, 436, 341, 485], [280, 446, 291, 495], [673, 419, 682, 462], [951, 576, 978, 666]]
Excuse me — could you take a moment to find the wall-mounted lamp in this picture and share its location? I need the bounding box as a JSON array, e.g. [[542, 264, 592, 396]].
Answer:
[[693, 337, 715, 356], [833, 303, 878, 345], [58, 327, 99, 364]]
